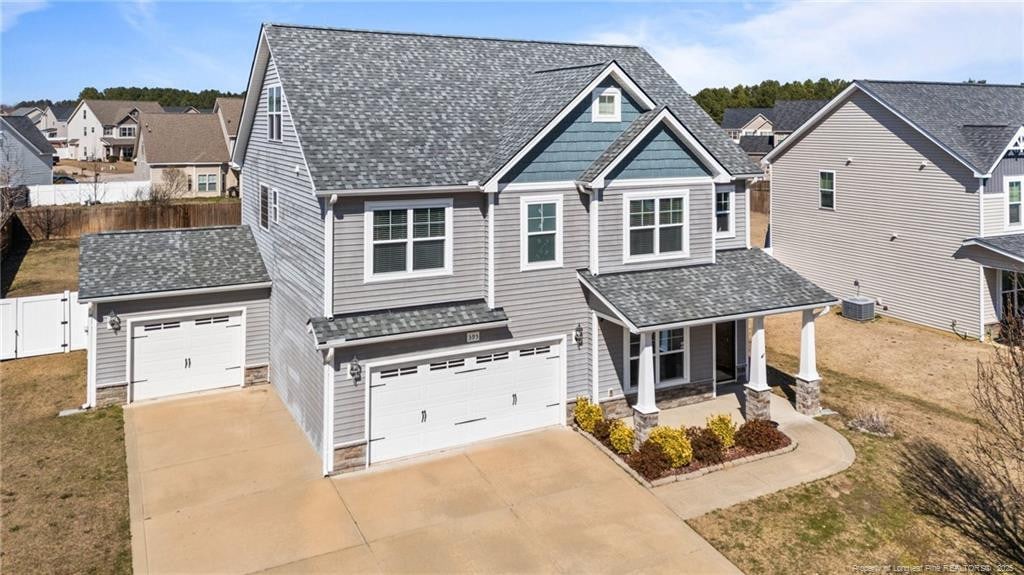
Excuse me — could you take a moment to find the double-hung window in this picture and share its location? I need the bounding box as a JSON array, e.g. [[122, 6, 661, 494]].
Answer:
[[520, 195, 563, 270], [197, 174, 217, 193], [627, 328, 688, 390], [623, 190, 688, 261], [119, 126, 135, 138], [267, 86, 282, 141], [103, 126, 112, 136], [365, 199, 453, 281], [1007, 177, 1022, 228], [272, 189, 279, 223], [259, 184, 269, 229], [1002, 270, 1024, 318], [715, 189, 734, 237], [819, 171, 835, 209]]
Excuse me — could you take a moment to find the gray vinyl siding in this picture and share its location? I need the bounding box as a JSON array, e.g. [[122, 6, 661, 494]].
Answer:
[[982, 156, 1024, 236], [984, 267, 1000, 326], [595, 322, 716, 399], [503, 80, 643, 184], [597, 180, 715, 274], [332, 193, 485, 314], [0, 125, 52, 186], [93, 289, 270, 387], [240, 56, 326, 453], [770, 90, 983, 337], [714, 182, 748, 251], [606, 124, 710, 181]]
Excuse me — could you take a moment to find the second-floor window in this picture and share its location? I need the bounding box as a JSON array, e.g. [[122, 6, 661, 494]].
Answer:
[[260, 185, 269, 229], [83, 127, 87, 136], [520, 195, 563, 270], [103, 127, 112, 136], [119, 126, 135, 138], [1007, 178, 1022, 227], [592, 86, 621, 122], [364, 199, 453, 281], [819, 171, 835, 210], [623, 191, 688, 262], [715, 189, 734, 237], [267, 86, 282, 141]]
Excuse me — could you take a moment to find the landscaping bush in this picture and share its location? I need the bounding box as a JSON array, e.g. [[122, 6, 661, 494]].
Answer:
[[647, 426, 693, 468], [628, 440, 671, 480], [690, 427, 726, 464], [735, 419, 787, 453], [683, 426, 703, 441], [847, 409, 894, 437], [608, 420, 635, 455], [573, 397, 603, 433], [592, 418, 613, 443], [706, 413, 737, 448]]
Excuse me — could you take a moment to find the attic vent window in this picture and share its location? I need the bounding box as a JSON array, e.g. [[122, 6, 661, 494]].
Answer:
[[592, 87, 621, 122]]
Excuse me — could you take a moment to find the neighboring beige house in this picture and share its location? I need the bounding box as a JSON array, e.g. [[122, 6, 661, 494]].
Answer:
[[133, 112, 230, 197], [764, 80, 1024, 340], [39, 104, 74, 159], [721, 101, 829, 164], [213, 97, 244, 193], [66, 99, 164, 160]]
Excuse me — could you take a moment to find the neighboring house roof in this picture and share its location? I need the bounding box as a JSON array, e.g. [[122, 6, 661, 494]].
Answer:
[[100, 137, 136, 146], [721, 108, 771, 130], [163, 105, 200, 114], [769, 100, 829, 132], [78, 226, 270, 301], [137, 112, 230, 164], [10, 106, 42, 118], [1, 115, 56, 155], [738, 135, 773, 155], [49, 105, 74, 122], [242, 24, 759, 192], [214, 97, 244, 138], [78, 100, 164, 126], [309, 299, 509, 348], [578, 249, 836, 329]]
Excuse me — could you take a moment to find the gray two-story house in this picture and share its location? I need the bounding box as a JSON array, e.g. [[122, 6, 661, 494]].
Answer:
[[77, 24, 834, 476]]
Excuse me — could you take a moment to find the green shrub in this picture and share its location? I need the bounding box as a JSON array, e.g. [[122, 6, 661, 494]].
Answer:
[[647, 426, 693, 468], [690, 427, 725, 464], [706, 413, 737, 448], [628, 440, 671, 480], [735, 419, 788, 453], [592, 418, 613, 443], [573, 397, 604, 433], [608, 420, 635, 454]]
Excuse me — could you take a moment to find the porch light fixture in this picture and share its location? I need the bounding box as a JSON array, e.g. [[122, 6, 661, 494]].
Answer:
[[349, 356, 363, 383], [573, 323, 584, 346], [106, 312, 121, 332]]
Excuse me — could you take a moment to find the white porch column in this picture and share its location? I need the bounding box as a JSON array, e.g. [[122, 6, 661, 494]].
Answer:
[[743, 315, 771, 421], [797, 309, 820, 382], [632, 330, 658, 445]]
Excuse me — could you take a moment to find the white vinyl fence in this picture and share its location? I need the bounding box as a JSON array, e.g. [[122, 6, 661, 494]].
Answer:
[[0, 291, 88, 360], [28, 181, 151, 206]]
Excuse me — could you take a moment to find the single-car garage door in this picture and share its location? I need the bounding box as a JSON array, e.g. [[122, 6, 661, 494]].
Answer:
[[131, 311, 244, 401], [368, 341, 563, 463]]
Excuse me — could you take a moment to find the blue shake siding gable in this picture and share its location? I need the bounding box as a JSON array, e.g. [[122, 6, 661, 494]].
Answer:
[[607, 124, 711, 181]]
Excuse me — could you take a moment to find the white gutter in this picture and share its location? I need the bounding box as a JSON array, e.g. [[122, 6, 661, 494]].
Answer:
[[315, 183, 483, 197], [314, 319, 509, 351], [80, 281, 272, 304]]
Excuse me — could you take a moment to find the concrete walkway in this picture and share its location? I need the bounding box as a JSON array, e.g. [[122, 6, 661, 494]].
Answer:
[[651, 391, 856, 519]]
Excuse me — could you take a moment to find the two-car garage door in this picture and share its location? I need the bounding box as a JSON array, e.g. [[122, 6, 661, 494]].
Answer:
[[131, 311, 244, 402], [368, 341, 563, 464]]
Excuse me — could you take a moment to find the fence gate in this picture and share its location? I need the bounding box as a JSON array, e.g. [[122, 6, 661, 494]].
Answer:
[[0, 291, 88, 360]]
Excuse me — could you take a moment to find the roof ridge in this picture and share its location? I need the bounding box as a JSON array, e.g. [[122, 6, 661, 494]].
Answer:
[[89, 225, 242, 237], [859, 79, 1024, 89], [533, 61, 610, 74], [264, 22, 644, 49]]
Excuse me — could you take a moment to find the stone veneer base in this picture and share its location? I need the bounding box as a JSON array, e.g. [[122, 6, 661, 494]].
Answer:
[[744, 386, 772, 421], [332, 443, 367, 474], [245, 365, 270, 387], [597, 382, 715, 420], [96, 384, 128, 407], [795, 377, 821, 416]]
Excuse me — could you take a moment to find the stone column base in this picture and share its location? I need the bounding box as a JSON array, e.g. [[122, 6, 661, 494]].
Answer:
[[744, 385, 772, 421], [795, 377, 821, 416], [332, 443, 367, 474], [244, 365, 270, 387], [632, 408, 659, 449], [96, 384, 128, 407]]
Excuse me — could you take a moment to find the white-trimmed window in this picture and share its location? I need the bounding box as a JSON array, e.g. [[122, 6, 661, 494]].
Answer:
[[591, 86, 621, 122], [259, 184, 269, 229], [272, 188, 279, 223], [267, 85, 282, 141], [819, 171, 835, 210], [715, 188, 735, 237], [625, 328, 688, 390], [1007, 177, 1023, 228], [519, 195, 563, 270], [1001, 270, 1024, 318], [364, 199, 453, 281], [623, 190, 688, 262], [119, 126, 135, 138], [197, 174, 217, 193], [103, 126, 112, 136]]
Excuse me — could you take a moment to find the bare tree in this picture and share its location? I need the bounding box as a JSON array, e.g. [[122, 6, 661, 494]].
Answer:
[[19, 206, 71, 240], [82, 160, 105, 204], [0, 134, 29, 219], [148, 167, 188, 205]]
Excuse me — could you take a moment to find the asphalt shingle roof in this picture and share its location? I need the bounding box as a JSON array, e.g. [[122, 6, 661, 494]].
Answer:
[[78, 226, 269, 300], [579, 249, 836, 328], [261, 24, 759, 192], [1, 115, 55, 155], [137, 112, 230, 164], [739, 135, 773, 154], [214, 97, 244, 138], [309, 299, 508, 346], [49, 105, 74, 122], [857, 81, 1024, 174], [81, 100, 164, 126], [720, 100, 827, 132], [721, 108, 771, 130], [965, 234, 1024, 260]]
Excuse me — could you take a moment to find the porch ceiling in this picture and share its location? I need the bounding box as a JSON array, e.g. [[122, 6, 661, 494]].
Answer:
[[578, 249, 836, 330]]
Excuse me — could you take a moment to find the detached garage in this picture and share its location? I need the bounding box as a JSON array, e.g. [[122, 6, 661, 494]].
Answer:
[[78, 226, 271, 406]]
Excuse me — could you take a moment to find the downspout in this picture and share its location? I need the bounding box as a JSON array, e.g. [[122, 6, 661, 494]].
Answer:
[[978, 177, 987, 341]]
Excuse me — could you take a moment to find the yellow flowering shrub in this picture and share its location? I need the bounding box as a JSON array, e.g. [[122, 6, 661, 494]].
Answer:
[[608, 420, 635, 454], [573, 396, 604, 433], [647, 426, 693, 468], [706, 413, 737, 448]]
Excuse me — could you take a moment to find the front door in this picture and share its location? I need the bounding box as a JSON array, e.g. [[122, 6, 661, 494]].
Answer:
[[715, 322, 736, 383]]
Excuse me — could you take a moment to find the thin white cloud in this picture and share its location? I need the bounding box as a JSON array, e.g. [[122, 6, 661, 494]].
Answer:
[[1, 0, 47, 33], [583, 1, 1024, 91], [117, 0, 156, 33]]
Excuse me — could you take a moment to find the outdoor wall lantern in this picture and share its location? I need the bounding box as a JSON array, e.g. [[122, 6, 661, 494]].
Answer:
[[349, 357, 363, 383], [573, 323, 584, 346], [106, 312, 121, 332]]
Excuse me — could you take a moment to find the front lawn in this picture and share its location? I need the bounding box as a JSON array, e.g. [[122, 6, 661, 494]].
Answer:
[[1, 239, 79, 298], [0, 352, 131, 573]]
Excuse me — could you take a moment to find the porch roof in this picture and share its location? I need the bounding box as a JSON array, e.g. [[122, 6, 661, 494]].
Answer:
[[959, 234, 1024, 266], [578, 249, 836, 331]]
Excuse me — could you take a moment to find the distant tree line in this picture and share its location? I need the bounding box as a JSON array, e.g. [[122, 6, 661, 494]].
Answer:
[[694, 78, 850, 124], [6, 86, 244, 112]]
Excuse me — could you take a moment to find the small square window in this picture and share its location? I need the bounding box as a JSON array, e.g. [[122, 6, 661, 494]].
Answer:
[[592, 87, 621, 122]]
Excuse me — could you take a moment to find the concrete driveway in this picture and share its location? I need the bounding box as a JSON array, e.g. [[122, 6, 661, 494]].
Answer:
[[126, 386, 740, 574]]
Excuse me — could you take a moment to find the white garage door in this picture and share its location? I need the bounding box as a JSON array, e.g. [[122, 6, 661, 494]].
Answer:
[[131, 312, 244, 402], [368, 342, 563, 463]]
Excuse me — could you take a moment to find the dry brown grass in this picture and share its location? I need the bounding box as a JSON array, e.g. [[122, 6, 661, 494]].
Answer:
[[0, 352, 130, 574], [1, 239, 79, 298], [55, 159, 135, 176], [750, 210, 769, 248]]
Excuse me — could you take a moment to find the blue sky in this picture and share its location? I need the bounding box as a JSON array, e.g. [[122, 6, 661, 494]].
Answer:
[[2, 1, 1022, 105]]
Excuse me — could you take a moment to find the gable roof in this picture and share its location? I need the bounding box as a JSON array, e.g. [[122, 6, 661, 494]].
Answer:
[[78, 226, 270, 301], [765, 81, 1024, 176], [79, 99, 164, 126], [237, 24, 758, 192], [720, 101, 827, 132], [721, 108, 771, 130], [214, 97, 244, 138], [163, 105, 200, 114], [1, 115, 56, 155], [738, 135, 773, 155], [48, 105, 74, 122], [11, 106, 42, 118], [137, 112, 230, 165]]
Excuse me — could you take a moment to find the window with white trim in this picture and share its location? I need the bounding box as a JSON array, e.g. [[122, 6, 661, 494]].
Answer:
[[520, 195, 563, 270], [624, 191, 687, 261], [1007, 177, 1022, 227], [272, 188, 279, 223], [365, 200, 453, 280], [819, 171, 835, 209], [715, 189, 734, 236], [197, 174, 217, 193], [591, 87, 621, 122], [1002, 270, 1024, 318], [119, 126, 135, 138], [103, 126, 112, 136], [267, 85, 282, 141], [259, 184, 269, 229], [627, 328, 687, 390]]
